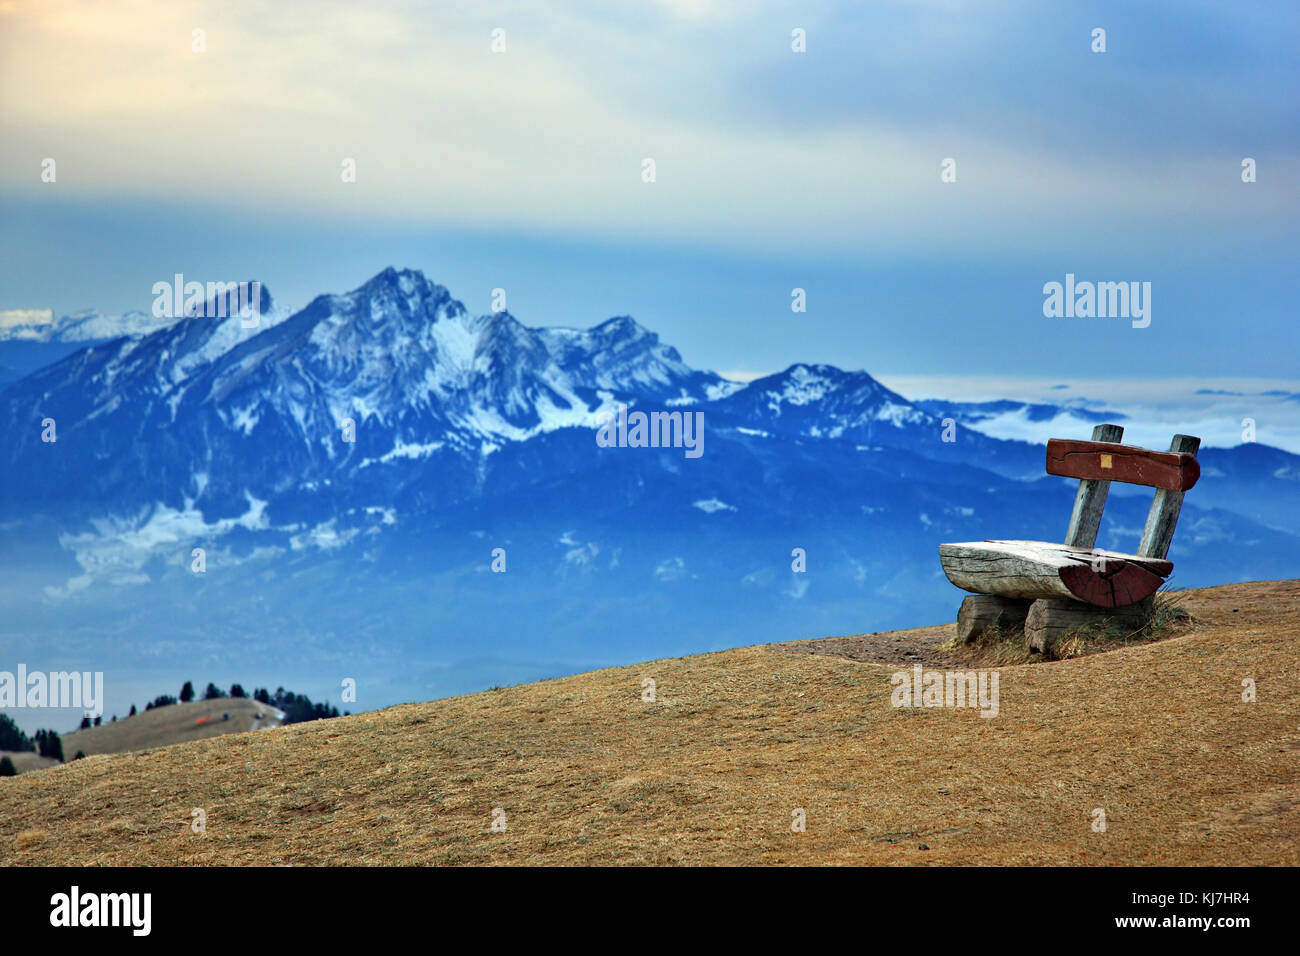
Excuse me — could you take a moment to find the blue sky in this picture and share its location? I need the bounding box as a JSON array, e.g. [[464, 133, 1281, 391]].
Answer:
[[1, 0, 1297, 380]]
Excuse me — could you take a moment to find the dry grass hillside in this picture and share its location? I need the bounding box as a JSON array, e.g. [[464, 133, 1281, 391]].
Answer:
[[60, 697, 283, 759], [0, 751, 58, 774], [1, 580, 1296, 866]]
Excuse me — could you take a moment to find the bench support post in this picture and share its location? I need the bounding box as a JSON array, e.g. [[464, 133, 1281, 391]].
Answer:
[[1138, 434, 1201, 560], [1063, 423, 1124, 549], [1025, 597, 1154, 655], [956, 595, 1032, 643]]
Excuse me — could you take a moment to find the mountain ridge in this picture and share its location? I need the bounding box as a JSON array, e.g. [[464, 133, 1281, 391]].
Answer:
[[2, 267, 1298, 718]]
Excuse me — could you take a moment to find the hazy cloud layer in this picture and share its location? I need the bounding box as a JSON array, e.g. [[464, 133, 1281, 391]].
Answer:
[[3, 0, 1296, 257]]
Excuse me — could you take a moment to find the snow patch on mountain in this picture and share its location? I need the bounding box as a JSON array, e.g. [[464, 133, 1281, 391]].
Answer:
[[705, 380, 745, 400], [359, 439, 445, 468], [230, 403, 260, 435], [55, 309, 180, 342], [876, 401, 924, 426], [772, 365, 835, 406], [0, 308, 181, 343]]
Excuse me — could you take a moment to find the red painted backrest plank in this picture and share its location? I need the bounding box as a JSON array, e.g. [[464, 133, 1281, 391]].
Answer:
[[1045, 439, 1200, 492]]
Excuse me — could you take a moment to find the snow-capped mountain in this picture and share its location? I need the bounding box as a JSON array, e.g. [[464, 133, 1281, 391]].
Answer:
[[711, 363, 928, 437], [0, 307, 181, 343], [0, 269, 732, 520], [1, 266, 1297, 715]]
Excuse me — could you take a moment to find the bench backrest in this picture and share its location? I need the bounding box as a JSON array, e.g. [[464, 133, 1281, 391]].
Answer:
[[1050, 424, 1201, 560]]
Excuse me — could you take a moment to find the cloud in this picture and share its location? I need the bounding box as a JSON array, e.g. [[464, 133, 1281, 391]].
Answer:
[[0, 308, 53, 336], [2, 0, 1295, 258], [45, 493, 271, 596], [877, 374, 1300, 454]]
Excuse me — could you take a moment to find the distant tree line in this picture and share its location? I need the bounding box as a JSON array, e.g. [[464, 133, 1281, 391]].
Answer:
[[253, 687, 341, 724], [33, 729, 64, 761], [0, 714, 31, 752], [2, 678, 343, 778], [0, 714, 64, 763], [125, 682, 341, 725]]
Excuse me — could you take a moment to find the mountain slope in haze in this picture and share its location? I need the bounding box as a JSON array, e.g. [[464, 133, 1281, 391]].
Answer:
[[1, 267, 1298, 717], [0, 307, 181, 344]]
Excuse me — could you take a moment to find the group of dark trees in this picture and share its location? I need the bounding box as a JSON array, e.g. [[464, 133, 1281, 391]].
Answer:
[[127, 682, 341, 725], [260, 687, 342, 724], [172, 680, 248, 703], [33, 729, 63, 761], [0, 714, 30, 753], [0, 716, 65, 771]]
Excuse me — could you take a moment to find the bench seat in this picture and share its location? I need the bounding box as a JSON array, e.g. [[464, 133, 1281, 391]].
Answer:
[[938, 539, 1172, 608]]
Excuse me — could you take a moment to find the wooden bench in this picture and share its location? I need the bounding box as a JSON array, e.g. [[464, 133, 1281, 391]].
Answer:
[[938, 424, 1201, 652]]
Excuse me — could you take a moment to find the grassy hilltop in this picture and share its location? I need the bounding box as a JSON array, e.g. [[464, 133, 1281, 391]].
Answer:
[[1, 580, 1296, 866]]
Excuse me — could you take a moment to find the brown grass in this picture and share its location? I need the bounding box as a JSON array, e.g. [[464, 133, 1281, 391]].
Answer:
[[0, 579, 1296, 866], [13, 830, 47, 851], [61, 697, 278, 759]]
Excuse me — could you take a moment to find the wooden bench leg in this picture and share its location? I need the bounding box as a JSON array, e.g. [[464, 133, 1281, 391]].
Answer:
[[1026, 598, 1155, 655], [957, 595, 1032, 643]]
